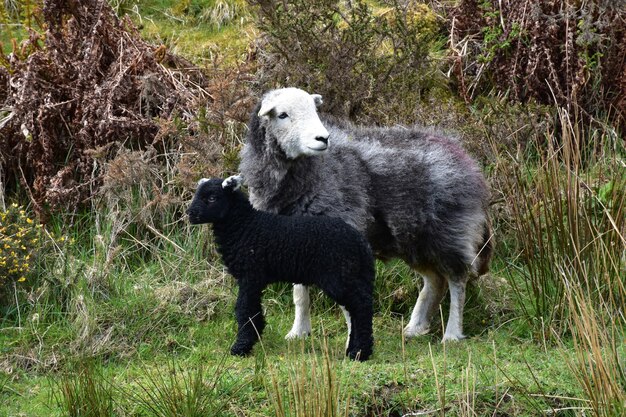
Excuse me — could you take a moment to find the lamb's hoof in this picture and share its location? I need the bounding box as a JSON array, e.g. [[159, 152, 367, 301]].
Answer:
[[230, 343, 253, 357], [441, 332, 467, 343], [285, 327, 311, 340], [346, 347, 372, 362], [403, 324, 430, 339]]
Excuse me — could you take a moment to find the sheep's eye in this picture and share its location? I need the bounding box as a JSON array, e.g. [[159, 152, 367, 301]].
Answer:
[[277, 112, 289, 119], [207, 196, 217, 203]]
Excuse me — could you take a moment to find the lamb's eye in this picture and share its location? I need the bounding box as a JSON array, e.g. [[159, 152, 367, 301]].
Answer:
[[207, 196, 217, 203], [277, 112, 289, 119]]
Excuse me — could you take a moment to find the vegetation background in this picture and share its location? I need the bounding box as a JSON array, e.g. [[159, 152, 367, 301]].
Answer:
[[0, 0, 624, 415]]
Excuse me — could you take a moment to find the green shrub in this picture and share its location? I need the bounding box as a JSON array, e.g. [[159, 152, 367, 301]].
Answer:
[[248, 0, 444, 124], [0, 203, 73, 329]]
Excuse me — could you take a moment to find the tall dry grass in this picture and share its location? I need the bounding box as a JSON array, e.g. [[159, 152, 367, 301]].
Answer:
[[497, 107, 625, 415], [265, 336, 351, 417], [565, 284, 625, 416]]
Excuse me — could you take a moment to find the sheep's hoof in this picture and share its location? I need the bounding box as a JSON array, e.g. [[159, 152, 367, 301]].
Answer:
[[403, 324, 430, 339], [441, 332, 467, 343], [284, 328, 311, 340]]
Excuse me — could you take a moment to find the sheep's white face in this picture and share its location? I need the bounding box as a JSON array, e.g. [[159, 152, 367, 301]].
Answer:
[[258, 88, 330, 159]]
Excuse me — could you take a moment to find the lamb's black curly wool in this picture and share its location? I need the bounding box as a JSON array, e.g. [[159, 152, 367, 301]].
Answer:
[[187, 177, 375, 361]]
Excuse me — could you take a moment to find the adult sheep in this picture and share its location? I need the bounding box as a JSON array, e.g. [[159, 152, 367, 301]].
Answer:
[[239, 87, 493, 342]]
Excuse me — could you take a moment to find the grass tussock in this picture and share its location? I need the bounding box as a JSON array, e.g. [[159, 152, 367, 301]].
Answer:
[[131, 359, 241, 417], [53, 362, 116, 417], [565, 284, 626, 417], [50, 359, 243, 417], [265, 336, 351, 417], [498, 108, 625, 338], [493, 107, 625, 415]]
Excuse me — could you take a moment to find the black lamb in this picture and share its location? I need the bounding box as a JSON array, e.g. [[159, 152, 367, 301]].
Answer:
[[186, 175, 375, 361]]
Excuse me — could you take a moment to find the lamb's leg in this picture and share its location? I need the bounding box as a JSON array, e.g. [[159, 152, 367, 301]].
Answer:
[[404, 271, 446, 338], [231, 284, 265, 356], [344, 300, 374, 361], [442, 277, 467, 342], [285, 284, 312, 340]]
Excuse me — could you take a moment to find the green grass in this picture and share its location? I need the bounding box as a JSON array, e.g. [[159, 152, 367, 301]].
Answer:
[[0, 204, 588, 416], [1, 165, 607, 416], [0, 0, 253, 65], [129, 0, 254, 65], [0, 292, 588, 416], [1, 195, 620, 415], [0, 219, 596, 416]]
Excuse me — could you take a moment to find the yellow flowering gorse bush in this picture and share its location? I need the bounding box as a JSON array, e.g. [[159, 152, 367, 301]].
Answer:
[[0, 203, 42, 289]]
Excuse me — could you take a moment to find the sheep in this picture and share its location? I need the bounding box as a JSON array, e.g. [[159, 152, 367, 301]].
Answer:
[[239, 87, 493, 342], [186, 175, 375, 361]]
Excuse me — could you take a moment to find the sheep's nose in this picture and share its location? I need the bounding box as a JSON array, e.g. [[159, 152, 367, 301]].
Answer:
[[315, 136, 328, 145]]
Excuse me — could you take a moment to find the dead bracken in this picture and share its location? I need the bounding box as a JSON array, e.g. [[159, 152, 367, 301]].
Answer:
[[0, 0, 212, 219]]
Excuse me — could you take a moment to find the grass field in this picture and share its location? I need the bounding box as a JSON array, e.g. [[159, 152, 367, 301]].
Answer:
[[1, 1, 624, 416], [0, 235, 598, 416]]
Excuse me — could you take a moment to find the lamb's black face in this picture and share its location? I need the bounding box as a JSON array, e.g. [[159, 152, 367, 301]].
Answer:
[[186, 178, 233, 225]]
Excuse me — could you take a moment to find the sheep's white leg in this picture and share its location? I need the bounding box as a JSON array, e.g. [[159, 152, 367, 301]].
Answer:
[[285, 284, 312, 340], [340, 305, 352, 351], [442, 278, 467, 342], [404, 271, 445, 338]]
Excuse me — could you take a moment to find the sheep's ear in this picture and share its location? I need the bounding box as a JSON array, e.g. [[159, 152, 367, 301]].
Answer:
[[258, 100, 275, 117], [197, 178, 210, 187], [312, 94, 323, 108], [222, 175, 243, 192]]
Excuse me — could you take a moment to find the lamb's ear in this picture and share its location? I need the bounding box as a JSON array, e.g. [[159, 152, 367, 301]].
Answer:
[[312, 94, 323, 108], [197, 178, 210, 187], [258, 100, 275, 118], [222, 175, 243, 192]]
